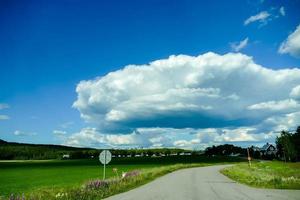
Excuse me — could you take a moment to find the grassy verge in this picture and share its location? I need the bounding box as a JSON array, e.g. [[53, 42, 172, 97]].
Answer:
[[4, 163, 214, 200], [221, 161, 300, 189]]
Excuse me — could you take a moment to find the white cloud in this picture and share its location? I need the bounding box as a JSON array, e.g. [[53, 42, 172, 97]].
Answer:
[[279, 6, 285, 16], [173, 140, 191, 147], [64, 127, 105, 147], [290, 85, 300, 100], [0, 115, 10, 120], [65, 127, 199, 149], [247, 99, 300, 111], [64, 127, 150, 148], [64, 121, 296, 149], [173, 139, 201, 148], [65, 110, 300, 149], [70, 52, 300, 149], [244, 11, 270, 26], [0, 103, 9, 110], [14, 130, 37, 136], [73, 52, 300, 133], [231, 38, 249, 52], [265, 111, 300, 132], [53, 130, 67, 136], [0, 103, 10, 120], [279, 24, 300, 58], [195, 127, 264, 143], [60, 121, 74, 129]]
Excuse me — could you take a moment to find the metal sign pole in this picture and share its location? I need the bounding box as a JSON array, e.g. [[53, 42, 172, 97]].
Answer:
[[103, 151, 106, 180], [99, 150, 111, 180]]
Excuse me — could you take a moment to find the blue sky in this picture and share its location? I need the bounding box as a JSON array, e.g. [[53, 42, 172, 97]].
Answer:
[[0, 0, 300, 149]]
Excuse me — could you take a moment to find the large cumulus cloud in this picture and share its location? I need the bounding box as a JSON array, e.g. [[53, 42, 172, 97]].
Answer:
[[65, 111, 300, 149], [73, 52, 300, 134]]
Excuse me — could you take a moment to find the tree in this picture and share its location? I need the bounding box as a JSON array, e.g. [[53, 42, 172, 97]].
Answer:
[[276, 131, 297, 161], [293, 126, 300, 160]]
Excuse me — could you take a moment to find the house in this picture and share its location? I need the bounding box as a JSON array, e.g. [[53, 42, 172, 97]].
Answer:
[[62, 154, 70, 159], [229, 153, 241, 157], [179, 152, 192, 156], [248, 144, 277, 159], [260, 143, 277, 156]]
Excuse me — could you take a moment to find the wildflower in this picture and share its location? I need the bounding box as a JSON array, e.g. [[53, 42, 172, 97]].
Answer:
[[86, 179, 109, 190], [55, 192, 68, 199], [121, 171, 127, 179]]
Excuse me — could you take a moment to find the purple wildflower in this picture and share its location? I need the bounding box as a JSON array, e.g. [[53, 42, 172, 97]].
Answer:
[[86, 179, 109, 190]]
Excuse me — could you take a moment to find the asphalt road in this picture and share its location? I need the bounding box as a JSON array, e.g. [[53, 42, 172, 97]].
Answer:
[[105, 165, 300, 200]]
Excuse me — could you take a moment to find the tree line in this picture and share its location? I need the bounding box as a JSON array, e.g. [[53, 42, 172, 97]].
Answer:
[[1, 126, 299, 161], [0, 139, 191, 160], [276, 126, 300, 162]]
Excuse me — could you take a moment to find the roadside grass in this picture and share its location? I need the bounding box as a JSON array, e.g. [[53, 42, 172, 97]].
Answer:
[[5, 163, 214, 200], [221, 161, 300, 189], [0, 156, 243, 199]]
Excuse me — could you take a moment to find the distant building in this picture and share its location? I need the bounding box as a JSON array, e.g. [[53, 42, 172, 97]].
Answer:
[[249, 143, 277, 158], [179, 152, 192, 156], [62, 154, 70, 159], [260, 143, 277, 156], [229, 153, 241, 157]]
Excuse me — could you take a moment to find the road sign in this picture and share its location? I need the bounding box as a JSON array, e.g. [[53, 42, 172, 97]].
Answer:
[[99, 150, 112, 180], [99, 150, 112, 164]]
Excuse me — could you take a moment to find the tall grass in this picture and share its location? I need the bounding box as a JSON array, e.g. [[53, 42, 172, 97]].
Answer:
[[221, 161, 300, 189]]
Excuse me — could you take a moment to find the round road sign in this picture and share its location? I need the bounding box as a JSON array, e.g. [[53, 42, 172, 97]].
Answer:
[[99, 150, 112, 165]]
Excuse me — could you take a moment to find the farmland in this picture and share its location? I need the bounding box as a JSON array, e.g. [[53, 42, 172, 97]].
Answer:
[[0, 155, 242, 197]]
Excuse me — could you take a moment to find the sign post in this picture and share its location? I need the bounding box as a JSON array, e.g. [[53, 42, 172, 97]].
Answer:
[[247, 148, 251, 168], [99, 150, 112, 180]]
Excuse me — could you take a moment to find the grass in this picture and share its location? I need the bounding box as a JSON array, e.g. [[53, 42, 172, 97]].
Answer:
[[0, 155, 242, 199], [0, 159, 160, 196], [221, 161, 300, 189], [31, 163, 212, 200]]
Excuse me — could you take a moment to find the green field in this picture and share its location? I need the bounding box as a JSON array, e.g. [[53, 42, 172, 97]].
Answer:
[[0, 160, 158, 196], [0, 155, 241, 197], [221, 161, 300, 189]]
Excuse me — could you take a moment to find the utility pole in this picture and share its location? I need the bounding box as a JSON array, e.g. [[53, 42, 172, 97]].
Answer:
[[247, 148, 252, 168], [283, 147, 287, 163]]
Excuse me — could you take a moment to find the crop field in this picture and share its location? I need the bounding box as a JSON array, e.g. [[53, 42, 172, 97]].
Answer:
[[0, 155, 241, 197]]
